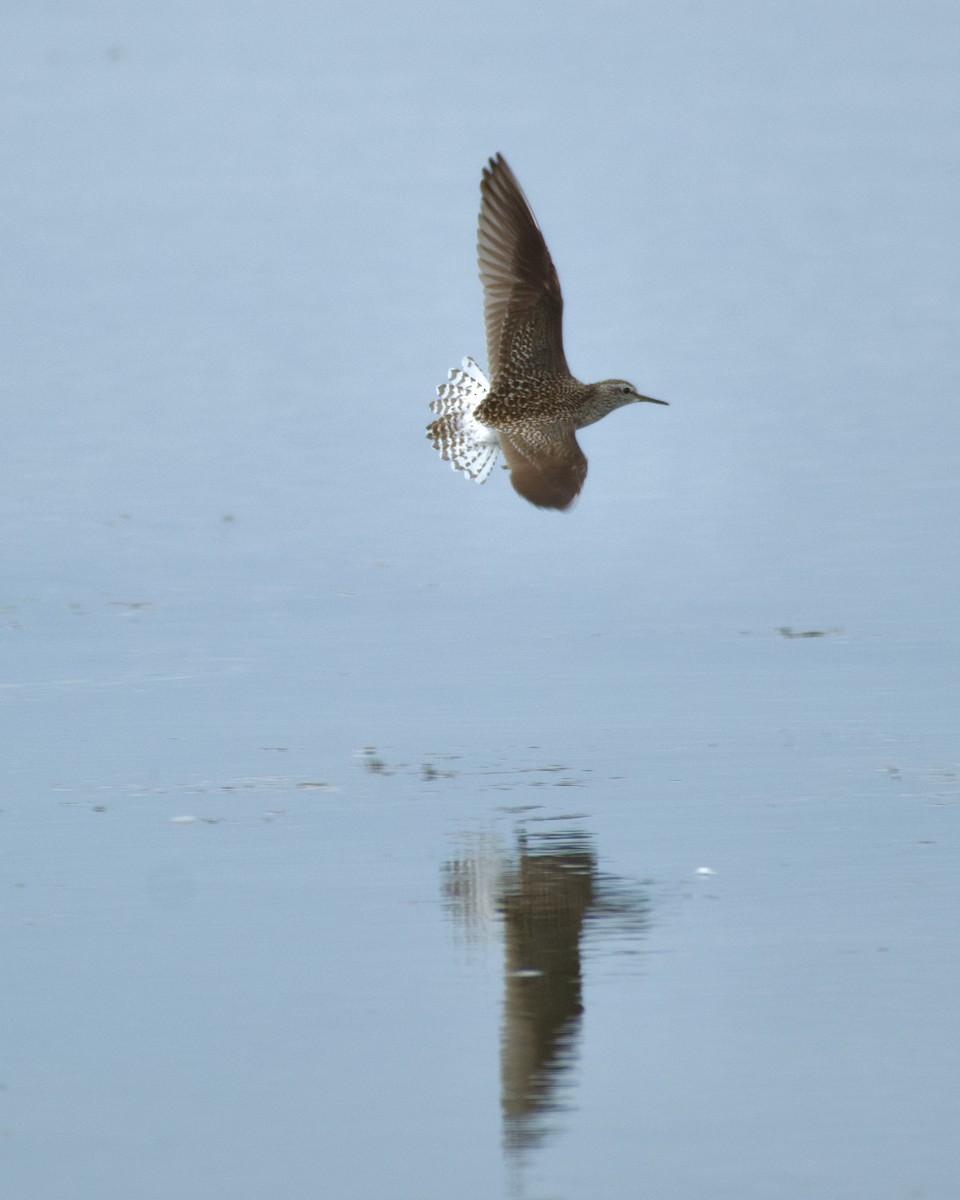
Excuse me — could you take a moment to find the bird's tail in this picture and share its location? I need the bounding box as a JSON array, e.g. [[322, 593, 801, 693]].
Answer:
[[427, 357, 500, 484]]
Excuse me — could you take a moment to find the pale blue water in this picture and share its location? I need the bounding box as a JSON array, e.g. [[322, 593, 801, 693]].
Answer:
[[3, 2, 959, 1198]]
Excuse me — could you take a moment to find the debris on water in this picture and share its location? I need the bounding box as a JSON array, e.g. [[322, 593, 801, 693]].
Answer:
[[777, 626, 842, 639], [360, 747, 390, 775]]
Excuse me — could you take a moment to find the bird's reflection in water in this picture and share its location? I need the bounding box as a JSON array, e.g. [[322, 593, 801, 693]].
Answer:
[[443, 825, 650, 1164]]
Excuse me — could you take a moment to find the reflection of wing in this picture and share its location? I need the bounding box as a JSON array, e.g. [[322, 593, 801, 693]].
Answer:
[[478, 155, 568, 382], [499, 427, 588, 511]]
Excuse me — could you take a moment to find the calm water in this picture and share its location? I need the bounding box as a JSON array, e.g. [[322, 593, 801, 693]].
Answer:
[[3, 2, 959, 1197]]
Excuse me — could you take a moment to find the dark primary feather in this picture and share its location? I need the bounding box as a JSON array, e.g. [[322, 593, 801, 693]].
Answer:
[[477, 154, 569, 382]]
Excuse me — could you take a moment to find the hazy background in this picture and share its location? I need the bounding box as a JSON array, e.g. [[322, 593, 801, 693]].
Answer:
[[3, 2, 958, 1198]]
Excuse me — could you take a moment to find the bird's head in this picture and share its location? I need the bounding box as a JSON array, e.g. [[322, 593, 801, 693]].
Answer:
[[584, 379, 669, 425]]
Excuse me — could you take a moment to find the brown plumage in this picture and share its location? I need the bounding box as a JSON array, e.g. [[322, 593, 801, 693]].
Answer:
[[428, 154, 667, 510]]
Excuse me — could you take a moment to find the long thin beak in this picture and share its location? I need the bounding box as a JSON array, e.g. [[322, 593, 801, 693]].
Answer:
[[637, 394, 668, 405]]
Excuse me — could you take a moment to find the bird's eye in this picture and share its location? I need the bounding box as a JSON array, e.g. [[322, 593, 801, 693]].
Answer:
[[620, 385, 633, 395]]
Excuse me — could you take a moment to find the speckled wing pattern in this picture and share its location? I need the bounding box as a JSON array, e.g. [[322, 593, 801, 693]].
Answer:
[[477, 154, 569, 381], [476, 155, 588, 510]]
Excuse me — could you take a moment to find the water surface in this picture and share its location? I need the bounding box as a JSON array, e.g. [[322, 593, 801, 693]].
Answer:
[[3, 2, 959, 1198]]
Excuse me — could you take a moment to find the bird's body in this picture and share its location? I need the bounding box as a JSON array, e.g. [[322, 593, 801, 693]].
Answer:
[[428, 154, 666, 510]]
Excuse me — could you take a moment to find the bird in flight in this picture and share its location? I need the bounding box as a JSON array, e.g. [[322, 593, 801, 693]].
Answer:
[[427, 154, 667, 510]]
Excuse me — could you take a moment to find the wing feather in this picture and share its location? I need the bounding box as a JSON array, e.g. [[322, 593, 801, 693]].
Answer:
[[477, 155, 569, 382], [498, 427, 587, 511]]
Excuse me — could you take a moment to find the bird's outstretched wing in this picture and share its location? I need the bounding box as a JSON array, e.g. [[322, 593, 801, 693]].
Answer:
[[477, 154, 569, 383], [498, 426, 587, 511]]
